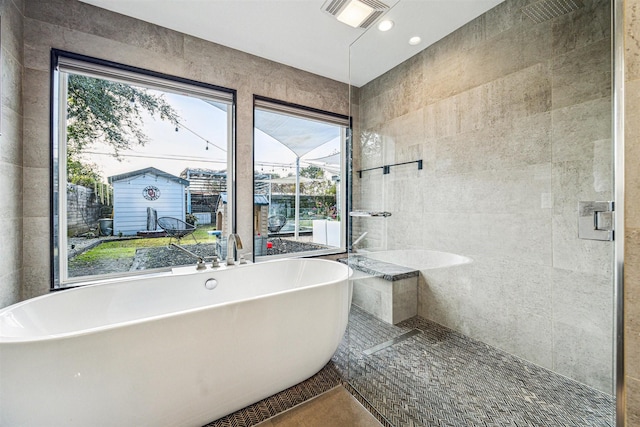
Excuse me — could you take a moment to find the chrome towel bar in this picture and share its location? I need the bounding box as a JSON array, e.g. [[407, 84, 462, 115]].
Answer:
[[349, 211, 392, 217]]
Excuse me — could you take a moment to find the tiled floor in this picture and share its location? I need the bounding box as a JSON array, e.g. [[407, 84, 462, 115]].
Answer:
[[207, 305, 615, 427], [336, 306, 615, 427]]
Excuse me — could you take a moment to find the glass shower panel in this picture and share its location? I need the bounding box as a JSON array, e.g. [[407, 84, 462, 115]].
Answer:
[[346, 1, 615, 425]]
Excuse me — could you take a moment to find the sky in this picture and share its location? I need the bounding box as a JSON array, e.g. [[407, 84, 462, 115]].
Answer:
[[80, 89, 341, 183]]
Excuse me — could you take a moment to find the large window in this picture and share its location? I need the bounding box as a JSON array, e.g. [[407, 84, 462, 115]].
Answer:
[[52, 51, 235, 288], [253, 97, 349, 259]]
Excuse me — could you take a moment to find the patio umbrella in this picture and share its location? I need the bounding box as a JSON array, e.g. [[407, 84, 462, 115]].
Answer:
[[254, 109, 340, 239], [306, 152, 342, 175]]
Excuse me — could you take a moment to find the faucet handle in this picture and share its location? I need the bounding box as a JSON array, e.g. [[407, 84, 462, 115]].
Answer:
[[239, 252, 252, 264], [195, 258, 207, 271], [204, 255, 220, 268]]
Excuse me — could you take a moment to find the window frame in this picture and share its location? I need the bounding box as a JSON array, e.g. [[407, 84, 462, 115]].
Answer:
[[50, 50, 237, 290], [252, 95, 351, 261]]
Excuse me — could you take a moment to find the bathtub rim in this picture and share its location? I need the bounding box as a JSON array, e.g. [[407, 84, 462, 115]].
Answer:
[[0, 258, 352, 344]]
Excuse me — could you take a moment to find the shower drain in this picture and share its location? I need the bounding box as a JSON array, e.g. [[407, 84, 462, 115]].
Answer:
[[362, 329, 422, 356]]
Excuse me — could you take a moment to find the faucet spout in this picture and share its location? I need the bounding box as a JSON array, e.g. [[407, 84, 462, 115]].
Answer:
[[226, 233, 243, 265]]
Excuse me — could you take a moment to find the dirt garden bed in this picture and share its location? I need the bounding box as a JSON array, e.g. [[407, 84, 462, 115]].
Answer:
[[67, 238, 326, 277]]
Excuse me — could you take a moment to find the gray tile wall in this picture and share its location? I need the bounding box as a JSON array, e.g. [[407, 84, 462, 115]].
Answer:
[[18, 0, 348, 301], [0, 0, 24, 308], [625, 0, 640, 423], [353, 0, 613, 392]]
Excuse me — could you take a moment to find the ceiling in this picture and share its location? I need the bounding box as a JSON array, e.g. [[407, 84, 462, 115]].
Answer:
[[79, 0, 504, 87]]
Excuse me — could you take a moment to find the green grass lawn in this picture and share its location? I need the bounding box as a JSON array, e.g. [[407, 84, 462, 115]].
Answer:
[[74, 224, 219, 263]]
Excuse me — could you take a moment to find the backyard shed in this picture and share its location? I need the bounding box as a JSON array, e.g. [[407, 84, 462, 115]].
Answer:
[[108, 167, 189, 236]]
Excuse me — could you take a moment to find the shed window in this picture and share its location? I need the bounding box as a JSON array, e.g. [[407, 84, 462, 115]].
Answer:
[[52, 51, 235, 289]]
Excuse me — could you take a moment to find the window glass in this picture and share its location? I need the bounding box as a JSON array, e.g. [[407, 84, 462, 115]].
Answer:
[[52, 53, 234, 288], [253, 98, 349, 259]]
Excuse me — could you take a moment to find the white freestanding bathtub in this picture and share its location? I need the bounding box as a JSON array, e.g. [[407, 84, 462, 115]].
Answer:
[[0, 258, 352, 427]]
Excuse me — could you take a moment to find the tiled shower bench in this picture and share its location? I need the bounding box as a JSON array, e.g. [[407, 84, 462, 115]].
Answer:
[[339, 256, 419, 325]]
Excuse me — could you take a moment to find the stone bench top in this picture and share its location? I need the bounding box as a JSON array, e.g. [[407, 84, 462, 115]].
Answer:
[[338, 256, 419, 282]]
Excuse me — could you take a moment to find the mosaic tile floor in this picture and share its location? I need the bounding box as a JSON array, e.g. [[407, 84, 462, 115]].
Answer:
[[206, 305, 615, 427], [336, 306, 615, 427]]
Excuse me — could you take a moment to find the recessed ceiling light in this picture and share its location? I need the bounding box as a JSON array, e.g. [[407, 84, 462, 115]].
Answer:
[[409, 36, 422, 46], [336, 0, 375, 28], [377, 20, 394, 32]]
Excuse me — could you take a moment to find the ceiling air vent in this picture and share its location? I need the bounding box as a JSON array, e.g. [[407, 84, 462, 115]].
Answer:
[[322, 0, 390, 29]]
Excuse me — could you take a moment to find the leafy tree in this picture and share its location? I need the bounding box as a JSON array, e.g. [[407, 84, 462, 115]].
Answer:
[[66, 75, 181, 185], [300, 165, 333, 196], [270, 165, 335, 196], [67, 154, 102, 188], [300, 165, 324, 179]]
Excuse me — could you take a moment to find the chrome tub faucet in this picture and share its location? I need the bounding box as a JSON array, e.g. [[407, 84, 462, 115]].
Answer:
[[226, 233, 243, 265]]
